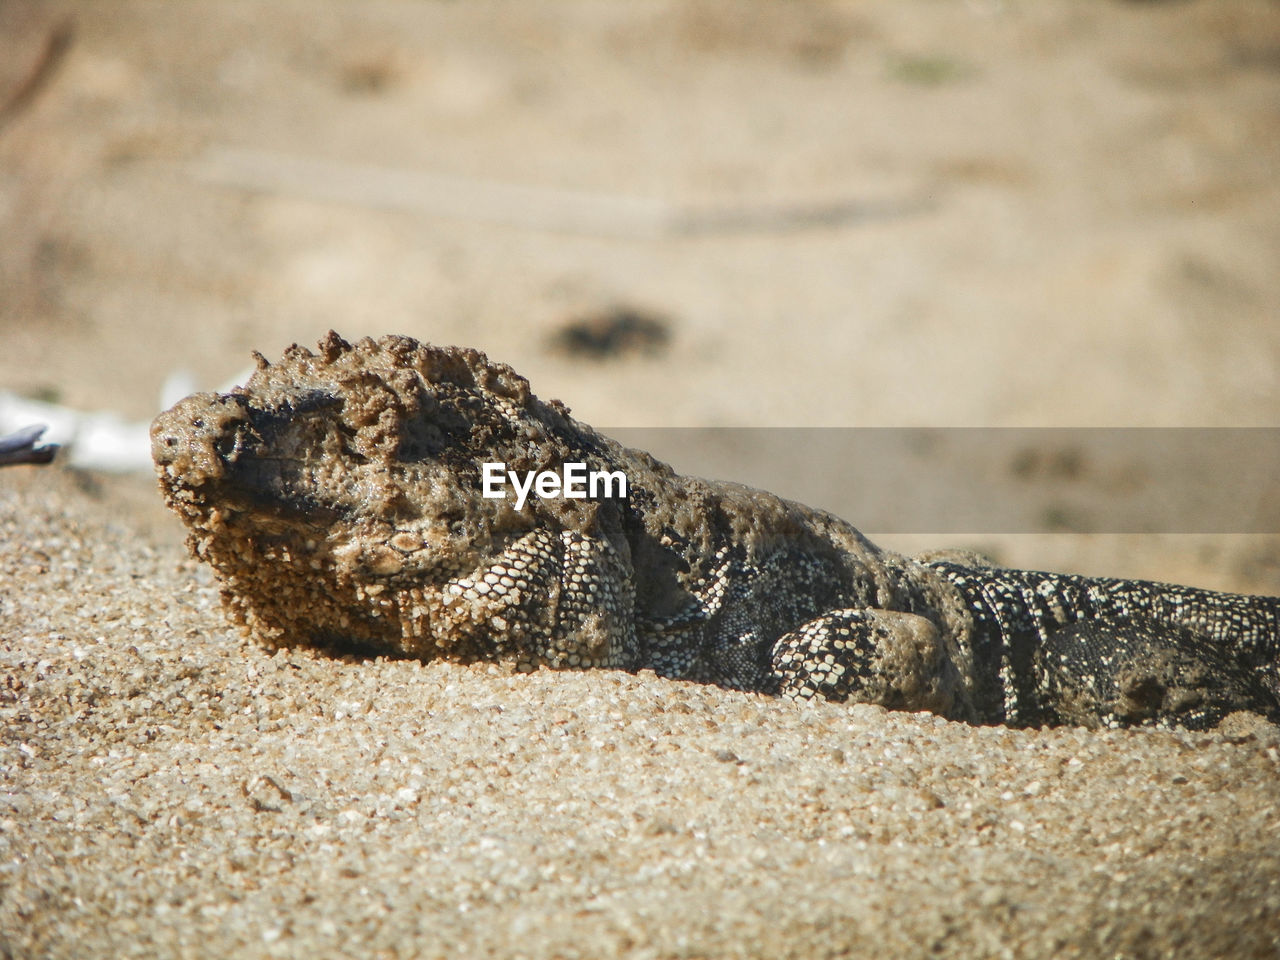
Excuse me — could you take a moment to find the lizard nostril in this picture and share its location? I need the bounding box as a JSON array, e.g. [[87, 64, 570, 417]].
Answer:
[[151, 391, 254, 480]]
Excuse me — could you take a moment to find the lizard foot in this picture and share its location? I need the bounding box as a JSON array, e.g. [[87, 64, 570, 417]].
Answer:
[[771, 609, 965, 719]]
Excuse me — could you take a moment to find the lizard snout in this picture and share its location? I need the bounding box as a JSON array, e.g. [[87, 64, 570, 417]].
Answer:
[[151, 392, 254, 486]]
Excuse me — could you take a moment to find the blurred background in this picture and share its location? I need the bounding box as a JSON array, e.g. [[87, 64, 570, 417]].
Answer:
[[2, 0, 1279, 585]]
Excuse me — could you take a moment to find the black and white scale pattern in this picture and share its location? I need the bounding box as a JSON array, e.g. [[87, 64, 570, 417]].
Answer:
[[924, 560, 1280, 729]]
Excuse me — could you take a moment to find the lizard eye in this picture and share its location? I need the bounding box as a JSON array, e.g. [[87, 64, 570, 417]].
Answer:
[[284, 389, 344, 417], [244, 389, 348, 461]]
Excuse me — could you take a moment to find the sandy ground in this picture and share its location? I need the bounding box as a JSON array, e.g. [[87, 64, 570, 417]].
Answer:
[[3, 1, 1280, 957], [5, 478, 1280, 959]]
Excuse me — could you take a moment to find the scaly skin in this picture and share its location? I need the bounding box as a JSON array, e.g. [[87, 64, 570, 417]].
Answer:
[[151, 332, 1280, 729]]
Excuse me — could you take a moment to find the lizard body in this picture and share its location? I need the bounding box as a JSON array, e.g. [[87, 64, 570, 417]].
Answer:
[[151, 333, 1280, 729]]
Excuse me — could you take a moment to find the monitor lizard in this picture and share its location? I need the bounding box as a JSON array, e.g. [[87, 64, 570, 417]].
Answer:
[[152, 332, 1280, 730]]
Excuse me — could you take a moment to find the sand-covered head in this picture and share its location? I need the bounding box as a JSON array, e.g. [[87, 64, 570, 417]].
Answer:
[[151, 331, 636, 659]]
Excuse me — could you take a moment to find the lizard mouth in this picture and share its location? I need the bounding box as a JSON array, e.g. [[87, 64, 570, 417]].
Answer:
[[151, 387, 480, 581], [152, 389, 352, 525], [152, 407, 362, 630], [152, 392, 253, 486]]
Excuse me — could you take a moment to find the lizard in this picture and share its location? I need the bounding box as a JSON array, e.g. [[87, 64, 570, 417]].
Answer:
[[151, 332, 1280, 730]]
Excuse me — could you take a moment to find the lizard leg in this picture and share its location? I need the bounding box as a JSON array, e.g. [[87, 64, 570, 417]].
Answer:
[[433, 528, 638, 671], [771, 609, 966, 719], [1035, 619, 1280, 730]]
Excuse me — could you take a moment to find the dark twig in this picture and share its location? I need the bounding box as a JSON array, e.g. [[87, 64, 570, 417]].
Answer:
[[0, 424, 58, 466], [0, 19, 75, 132]]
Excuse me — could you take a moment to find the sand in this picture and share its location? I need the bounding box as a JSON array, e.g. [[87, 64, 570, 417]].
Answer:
[[4, 476, 1280, 959], [3, 1, 1280, 956]]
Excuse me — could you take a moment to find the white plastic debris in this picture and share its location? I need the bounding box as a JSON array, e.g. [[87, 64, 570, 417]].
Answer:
[[0, 368, 253, 473], [0, 393, 148, 471]]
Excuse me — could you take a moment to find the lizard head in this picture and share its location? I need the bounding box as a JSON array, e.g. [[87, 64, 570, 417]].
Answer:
[[151, 331, 631, 659]]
